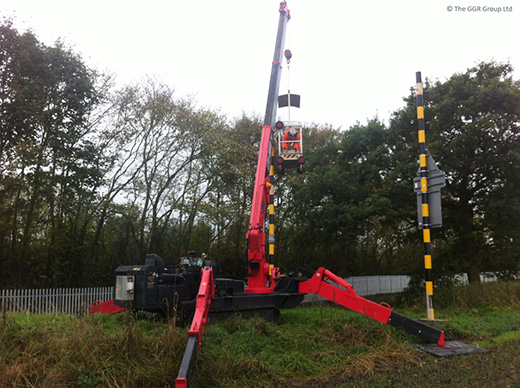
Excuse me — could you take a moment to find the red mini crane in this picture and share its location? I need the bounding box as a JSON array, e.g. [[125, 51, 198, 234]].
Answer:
[[104, 3, 481, 388], [175, 3, 447, 387]]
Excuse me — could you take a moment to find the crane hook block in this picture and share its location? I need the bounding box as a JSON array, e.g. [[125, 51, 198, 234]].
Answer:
[[284, 49, 292, 62]]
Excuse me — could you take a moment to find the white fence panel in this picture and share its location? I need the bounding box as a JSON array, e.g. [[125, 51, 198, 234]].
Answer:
[[0, 287, 114, 315], [348, 275, 411, 296], [303, 275, 411, 303]]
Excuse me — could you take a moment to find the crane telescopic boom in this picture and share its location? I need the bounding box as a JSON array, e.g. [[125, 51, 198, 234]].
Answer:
[[246, 1, 290, 294], [264, 1, 290, 128]]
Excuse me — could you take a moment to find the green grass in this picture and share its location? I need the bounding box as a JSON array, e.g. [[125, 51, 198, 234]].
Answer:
[[1, 281, 520, 387], [0, 311, 185, 387], [195, 308, 418, 387]]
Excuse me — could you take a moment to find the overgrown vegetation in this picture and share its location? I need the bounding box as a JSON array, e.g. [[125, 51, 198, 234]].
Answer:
[[1, 281, 519, 387], [0, 312, 185, 387]]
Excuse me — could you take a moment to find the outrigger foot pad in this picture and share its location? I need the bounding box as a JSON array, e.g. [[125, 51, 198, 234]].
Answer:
[[415, 340, 488, 357]]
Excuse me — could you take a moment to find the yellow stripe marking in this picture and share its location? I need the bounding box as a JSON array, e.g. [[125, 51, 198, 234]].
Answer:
[[416, 83, 423, 95], [424, 254, 432, 269], [269, 204, 274, 215], [426, 281, 433, 295], [423, 229, 431, 243], [269, 224, 274, 234], [421, 178, 428, 192], [417, 106, 424, 119], [420, 154, 427, 167], [422, 203, 429, 217], [418, 129, 425, 143], [269, 245, 274, 255]]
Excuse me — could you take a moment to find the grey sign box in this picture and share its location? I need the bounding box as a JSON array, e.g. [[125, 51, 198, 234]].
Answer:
[[413, 170, 446, 228]]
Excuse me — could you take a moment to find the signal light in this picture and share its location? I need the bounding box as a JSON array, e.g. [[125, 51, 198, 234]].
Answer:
[[298, 156, 306, 164], [276, 157, 283, 165], [275, 121, 284, 130]]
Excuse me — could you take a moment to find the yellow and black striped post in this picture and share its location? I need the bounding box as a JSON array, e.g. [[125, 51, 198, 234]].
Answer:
[[416, 71, 435, 321], [268, 142, 276, 267]]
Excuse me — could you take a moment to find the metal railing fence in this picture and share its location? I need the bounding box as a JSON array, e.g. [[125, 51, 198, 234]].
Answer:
[[303, 275, 411, 303], [0, 287, 113, 315]]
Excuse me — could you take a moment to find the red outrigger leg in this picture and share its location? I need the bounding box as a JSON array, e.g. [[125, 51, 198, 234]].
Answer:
[[88, 299, 126, 315], [299, 268, 446, 347], [176, 267, 215, 388]]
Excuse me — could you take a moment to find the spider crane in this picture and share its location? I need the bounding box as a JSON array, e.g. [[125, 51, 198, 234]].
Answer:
[[101, 3, 467, 388]]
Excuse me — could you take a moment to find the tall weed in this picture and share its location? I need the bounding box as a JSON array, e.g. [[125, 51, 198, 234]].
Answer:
[[396, 280, 520, 310], [434, 281, 520, 310], [0, 312, 185, 388]]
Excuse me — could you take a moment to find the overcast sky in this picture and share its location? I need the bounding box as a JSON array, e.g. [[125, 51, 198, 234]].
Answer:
[[2, 0, 519, 129]]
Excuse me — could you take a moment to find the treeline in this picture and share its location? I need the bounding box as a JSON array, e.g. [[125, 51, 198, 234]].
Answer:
[[1, 21, 519, 288]]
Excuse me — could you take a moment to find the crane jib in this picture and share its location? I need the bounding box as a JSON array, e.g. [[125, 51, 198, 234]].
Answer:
[[263, 2, 290, 128]]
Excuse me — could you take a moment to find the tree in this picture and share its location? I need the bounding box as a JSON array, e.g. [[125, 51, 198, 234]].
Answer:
[[0, 20, 105, 287], [287, 119, 408, 276], [105, 77, 228, 262]]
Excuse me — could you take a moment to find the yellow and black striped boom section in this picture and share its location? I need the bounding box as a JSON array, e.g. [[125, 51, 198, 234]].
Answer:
[[416, 71, 435, 321], [268, 145, 276, 267]]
